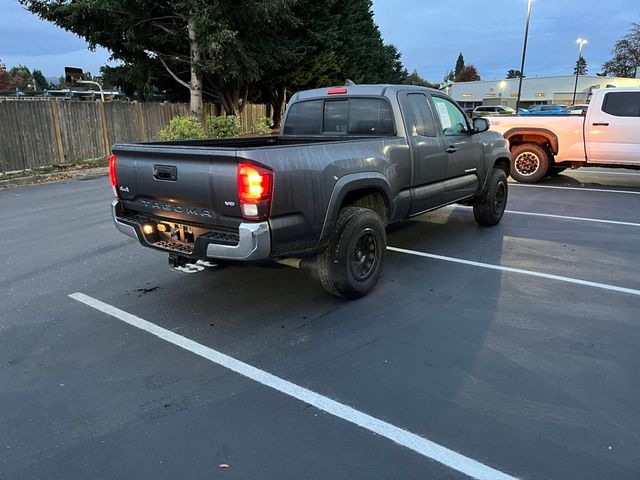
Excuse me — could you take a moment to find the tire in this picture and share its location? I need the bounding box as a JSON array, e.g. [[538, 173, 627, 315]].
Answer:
[[317, 207, 386, 299], [473, 168, 508, 226], [510, 143, 550, 183]]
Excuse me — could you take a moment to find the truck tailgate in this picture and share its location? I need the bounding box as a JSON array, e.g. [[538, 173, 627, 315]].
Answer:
[[112, 144, 242, 229]]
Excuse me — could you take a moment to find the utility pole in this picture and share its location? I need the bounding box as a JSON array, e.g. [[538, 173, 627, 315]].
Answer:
[[515, 0, 533, 113]]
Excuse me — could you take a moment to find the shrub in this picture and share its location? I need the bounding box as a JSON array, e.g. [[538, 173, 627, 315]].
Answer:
[[159, 116, 206, 141], [207, 115, 242, 138], [252, 116, 273, 135]]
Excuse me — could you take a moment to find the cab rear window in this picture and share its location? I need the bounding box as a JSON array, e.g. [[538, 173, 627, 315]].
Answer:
[[283, 98, 395, 136], [602, 92, 640, 117]]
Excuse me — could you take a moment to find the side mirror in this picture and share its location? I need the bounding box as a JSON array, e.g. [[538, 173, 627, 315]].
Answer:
[[473, 117, 490, 133]]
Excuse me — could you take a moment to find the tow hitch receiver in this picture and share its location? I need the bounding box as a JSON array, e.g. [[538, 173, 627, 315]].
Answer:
[[168, 254, 218, 274]]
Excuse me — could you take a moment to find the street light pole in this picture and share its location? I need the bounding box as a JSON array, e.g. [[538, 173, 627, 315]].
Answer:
[[572, 38, 588, 105], [515, 0, 533, 113]]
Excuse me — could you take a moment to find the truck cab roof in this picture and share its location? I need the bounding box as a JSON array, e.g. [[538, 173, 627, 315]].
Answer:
[[290, 84, 441, 102], [591, 86, 640, 94]]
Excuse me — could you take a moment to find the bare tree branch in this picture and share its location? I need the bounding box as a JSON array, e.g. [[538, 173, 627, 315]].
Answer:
[[151, 22, 178, 35], [203, 89, 219, 99], [134, 15, 184, 27], [157, 55, 190, 89]]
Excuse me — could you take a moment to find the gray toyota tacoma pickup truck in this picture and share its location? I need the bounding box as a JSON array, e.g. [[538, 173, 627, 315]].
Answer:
[[110, 84, 511, 298]]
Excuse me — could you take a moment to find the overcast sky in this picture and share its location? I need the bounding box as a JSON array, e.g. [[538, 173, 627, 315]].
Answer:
[[1, 0, 638, 81]]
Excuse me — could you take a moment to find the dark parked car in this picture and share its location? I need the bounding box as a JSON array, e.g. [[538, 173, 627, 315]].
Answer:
[[110, 85, 511, 298]]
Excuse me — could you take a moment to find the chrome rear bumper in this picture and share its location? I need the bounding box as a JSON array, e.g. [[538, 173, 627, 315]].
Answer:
[[111, 200, 270, 261]]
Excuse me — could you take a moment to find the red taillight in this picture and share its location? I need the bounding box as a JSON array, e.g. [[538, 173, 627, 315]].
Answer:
[[327, 87, 348, 95], [109, 154, 118, 197], [238, 162, 273, 220]]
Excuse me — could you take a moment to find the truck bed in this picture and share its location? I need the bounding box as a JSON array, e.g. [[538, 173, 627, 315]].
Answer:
[[111, 134, 406, 257], [141, 134, 384, 149]]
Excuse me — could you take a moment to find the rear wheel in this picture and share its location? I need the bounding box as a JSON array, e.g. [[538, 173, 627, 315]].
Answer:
[[473, 168, 508, 226], [511, 143, 550, 183], [317, 207, 386, 299]]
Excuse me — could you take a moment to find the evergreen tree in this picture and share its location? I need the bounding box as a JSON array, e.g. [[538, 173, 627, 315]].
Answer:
[[455, 53, 465, 78], [335, 0, 406, 84], [254, 0, 407, 126], [32, 70, 49, 89], [574, 57, 587, 76]]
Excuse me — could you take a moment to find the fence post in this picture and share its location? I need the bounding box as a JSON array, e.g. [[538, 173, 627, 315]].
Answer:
[[49, 98, 65, 164], [164, 102, 172, 125], [98, 100, 111, 156], [134, 101, 146, 141]]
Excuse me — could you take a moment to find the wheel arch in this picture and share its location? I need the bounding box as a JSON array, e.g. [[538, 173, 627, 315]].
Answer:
[[503, 127, 559, 155], [493, 157, 511, 178], [316, 173, 393, 249]]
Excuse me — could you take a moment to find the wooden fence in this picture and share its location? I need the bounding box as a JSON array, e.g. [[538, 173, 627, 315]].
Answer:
[[0, 100, 267, 173]]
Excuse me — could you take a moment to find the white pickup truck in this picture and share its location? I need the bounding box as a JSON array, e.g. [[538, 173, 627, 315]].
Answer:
[[488, 87, 640, 182]]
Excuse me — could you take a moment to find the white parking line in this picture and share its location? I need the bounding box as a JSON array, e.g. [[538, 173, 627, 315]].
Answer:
[[69, 292, 519, 480], [448, 205, 640, 228], [387, 247, 640, 297], [509, 183, 640, 195], [502, 209, 640, 227]]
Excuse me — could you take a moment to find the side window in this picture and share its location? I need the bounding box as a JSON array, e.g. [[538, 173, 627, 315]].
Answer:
[[282, 100, 322, 135], [406, 93, 437, 137], [602, 92, 640, 117], [432, 96, 469, 135], [348, 98, 395, 135], [323, 100, 348, 133]]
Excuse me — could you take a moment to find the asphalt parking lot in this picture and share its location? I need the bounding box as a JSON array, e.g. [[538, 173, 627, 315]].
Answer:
[[1, 168, 639, 480]]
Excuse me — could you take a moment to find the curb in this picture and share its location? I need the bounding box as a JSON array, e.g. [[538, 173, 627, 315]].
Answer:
[[0, 167, 109, 189]]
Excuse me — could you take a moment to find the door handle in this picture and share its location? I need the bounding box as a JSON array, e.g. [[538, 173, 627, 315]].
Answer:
[[592, 122, 609, 126], [446, 146, 458, 153]]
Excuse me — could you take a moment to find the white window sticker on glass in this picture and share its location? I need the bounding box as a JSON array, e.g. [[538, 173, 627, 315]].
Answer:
[[435, 101, 452, 129]]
